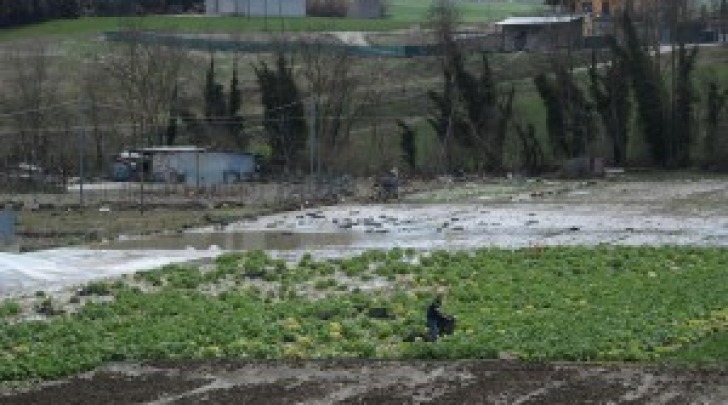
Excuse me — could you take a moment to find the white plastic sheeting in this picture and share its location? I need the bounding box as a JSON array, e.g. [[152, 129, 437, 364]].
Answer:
[[0, 248, 222, 296]]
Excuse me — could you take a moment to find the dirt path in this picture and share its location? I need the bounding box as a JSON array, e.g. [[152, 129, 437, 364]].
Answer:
[[2, 360, 726, 404]]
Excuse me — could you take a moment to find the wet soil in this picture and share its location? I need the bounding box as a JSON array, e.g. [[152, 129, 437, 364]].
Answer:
[[1, 360, 726, 404]]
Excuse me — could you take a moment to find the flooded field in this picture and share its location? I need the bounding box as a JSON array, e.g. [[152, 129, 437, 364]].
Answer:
[[98, 231, 361, 251], [2, 177, 728, 403], [3, 177, 728, 296]]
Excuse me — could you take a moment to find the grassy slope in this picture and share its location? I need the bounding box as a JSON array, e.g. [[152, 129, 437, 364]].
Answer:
[[388, 0, 544, 24], [0, 1, 544, 41]]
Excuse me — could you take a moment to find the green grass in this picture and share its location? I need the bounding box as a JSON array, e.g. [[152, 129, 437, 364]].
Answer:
[[664, 331, 728, 365], [0, 16, 405, 41], [1, 246, 726, 381], [0, 1, 545, 41], [388, 0, 544, 24]]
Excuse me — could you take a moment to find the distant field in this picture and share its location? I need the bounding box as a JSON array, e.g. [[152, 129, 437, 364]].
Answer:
[[389, 0, 544, 24], [0, 1, 545, 41]]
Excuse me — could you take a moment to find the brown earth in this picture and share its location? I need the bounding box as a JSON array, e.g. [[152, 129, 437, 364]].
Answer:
[[1, 360, 726, 404]]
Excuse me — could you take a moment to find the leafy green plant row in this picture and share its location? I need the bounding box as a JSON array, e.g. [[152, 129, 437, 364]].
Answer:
[[1, 246, 726, 381]]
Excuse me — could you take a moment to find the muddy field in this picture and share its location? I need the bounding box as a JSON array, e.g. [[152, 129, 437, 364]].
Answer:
[[2, 175, 728, 403], [2, 360, 726, 404]]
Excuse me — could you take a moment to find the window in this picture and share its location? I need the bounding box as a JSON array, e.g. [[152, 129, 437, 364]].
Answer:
[[581, 2, 593, 13], [602, 1, 611, 16]]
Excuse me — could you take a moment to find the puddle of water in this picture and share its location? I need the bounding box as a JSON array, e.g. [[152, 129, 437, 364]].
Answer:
[[95, 231, 360, 251]]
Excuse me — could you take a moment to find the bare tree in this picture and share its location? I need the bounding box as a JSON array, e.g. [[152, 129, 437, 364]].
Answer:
[[1, 41, 62, 168], [77, 52, 120, 174], [298, 41, 369, 173], [100, 23, 189, 148], [427, 0, 460, 173]]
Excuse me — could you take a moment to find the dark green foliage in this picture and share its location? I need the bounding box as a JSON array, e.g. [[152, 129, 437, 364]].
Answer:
[[229, 59, 242, 119], [589, 51, 631, 166], [204, 55, 227, 121], [201, 54, 247, 149], [227, 57, 246, 149], [427, 49, 513, 172], [514, 122, 544, 174], [426, 62, 458, 171], [78, 281, 112, 296], [451, 52, 503, 170], [0, 300, 21, 317], [534, 65, 595, 159], [0, 0, 80, 28], [254, 52, 308, 173], [165, 84, 179, 145], [81, 0, 202, 16], [704, 82, 728, 165], [165, 115, 178, 146], [672, 43, 699, 167], [608, 11, 701, 168], [397, 120, 417, 171], [610, 12, 669, 166]]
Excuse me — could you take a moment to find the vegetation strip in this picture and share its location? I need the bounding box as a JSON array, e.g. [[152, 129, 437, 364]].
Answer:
[[1, 246, 726, 381]]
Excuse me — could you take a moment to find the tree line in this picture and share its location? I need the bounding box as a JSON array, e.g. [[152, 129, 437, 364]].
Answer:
[[0, 29, 374, 180], [2, 1, 728, 183], [0, 0, 205, 29], [0, 0, 80, 28], [395, 0, 728, 176]]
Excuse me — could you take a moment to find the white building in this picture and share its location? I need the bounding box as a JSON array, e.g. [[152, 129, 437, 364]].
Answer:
[[205, 0, 307, 17], [205, 0, 383, 19]]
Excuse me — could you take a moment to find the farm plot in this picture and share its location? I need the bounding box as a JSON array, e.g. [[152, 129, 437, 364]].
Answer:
[[1, 247, 726, 383]]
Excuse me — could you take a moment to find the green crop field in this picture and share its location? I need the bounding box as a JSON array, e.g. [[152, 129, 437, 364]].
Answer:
[[0, 1, 545, 41], [1, 246, 726, 381], [388, 0, 544, 24]]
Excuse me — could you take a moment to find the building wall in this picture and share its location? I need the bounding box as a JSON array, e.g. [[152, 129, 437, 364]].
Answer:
[[347, 0, 382, 19], [152, 152, 256, 186], [206, 0, 306, 17]]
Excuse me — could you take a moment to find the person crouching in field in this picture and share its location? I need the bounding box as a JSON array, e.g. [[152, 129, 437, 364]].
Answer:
[[426, 294, 455, 341]]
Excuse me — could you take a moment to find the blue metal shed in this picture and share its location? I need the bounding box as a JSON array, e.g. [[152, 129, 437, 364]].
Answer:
[[145, 147, 257, 186]]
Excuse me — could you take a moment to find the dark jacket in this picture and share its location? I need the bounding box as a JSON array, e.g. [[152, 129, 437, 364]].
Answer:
[[427, 300, 449, 324]]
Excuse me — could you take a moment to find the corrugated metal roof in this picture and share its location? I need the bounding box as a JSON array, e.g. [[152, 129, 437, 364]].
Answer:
[[496, 16, 583, 26]]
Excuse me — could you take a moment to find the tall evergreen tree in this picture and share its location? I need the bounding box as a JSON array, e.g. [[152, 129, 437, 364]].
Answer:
[[426, 61, 461, 172], [227, 56, 246, 148], [397, 120, 417, 172], [204, 54, 226, 121], [165, 84, 179, 145], [534, 65, 595, 159], [229, 57, 241, 119], [254, 52, 307, 173], [672, 42, 699, 167], [611, 11, 669, 166], [704, 82, 728, 165], [427, 47, 513, 172], [589, 51, 631, 166]]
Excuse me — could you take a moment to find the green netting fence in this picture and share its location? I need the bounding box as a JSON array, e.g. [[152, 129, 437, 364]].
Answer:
[[104, 31, 438, 57]]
